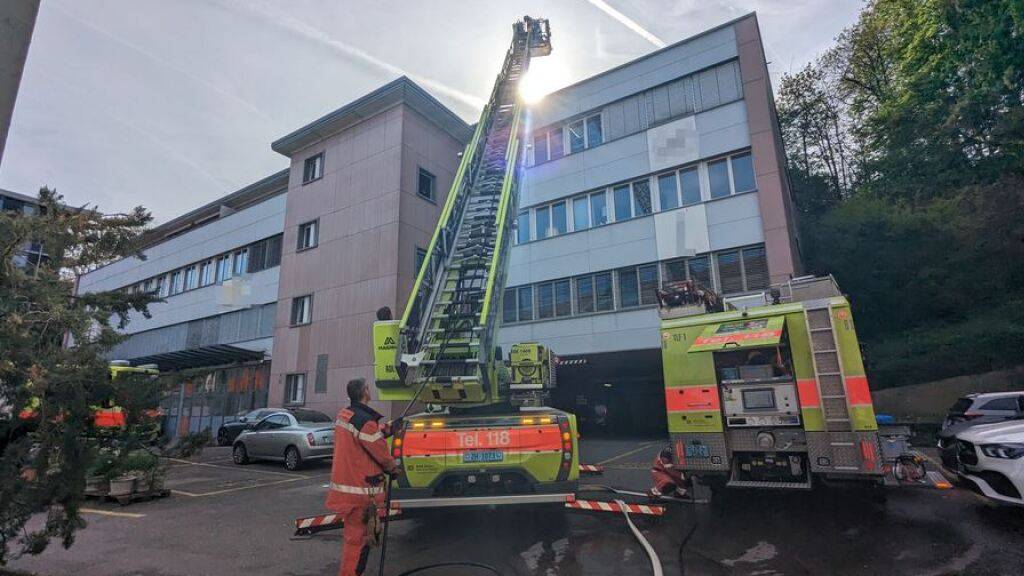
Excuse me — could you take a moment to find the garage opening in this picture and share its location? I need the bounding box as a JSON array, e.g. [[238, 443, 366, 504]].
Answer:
[[550, 349, 666, 438]]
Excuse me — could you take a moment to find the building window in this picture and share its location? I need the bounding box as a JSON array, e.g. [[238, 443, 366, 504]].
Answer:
[[290, 295, 313, 326], [537, 283, 554, 319], [284, 374, 306, 406], [575, 276, 594, 314], [565, 114, 602, 156], [535, 205, 551, 239], [155, 275, 167, 297], [298, 220, 318, 251], [303, 153, 324, 184], [551, 201, 567, 236], [554, 279, 572, 317], [632, 179, 652, 217], [533, 131, 548, 164], [568, 119, 586, 154], [680, 166, 701, 205], [548, 126, 563, 160], [658, 173, 679, 211], [590, 191, 608, 226], [613, 185, 632, 221], [716, 250, 743, 293], [247, 234, 282, 273], [586, 115, 603, 147], [183, 265, 198, 290], [639, 264, 659, 305], [594, 272, 614, 312], [689, 255, 712, 288], [516, 211, 531, 244], [170, 270, 183, 295], [199, 260, 215, 286], [742, 246, 769, 290], [414, 246, 428, 273], [618, 267, 639, 309], [233, 248, 248, 276], [417, 168, 436, 202], [216, 254, 232, 282], [572, 196, 590, 231], [731, 153, 756, 193], [315, 354, 328, 394], [517, 286, 534, 322], [503, 288, 517, 323], [708, 159, 731, 199]]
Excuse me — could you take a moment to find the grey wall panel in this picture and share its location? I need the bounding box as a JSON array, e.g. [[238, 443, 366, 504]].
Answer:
[[717, 61, 741, 103], [651, 85, 671, 124], [622, 95, 641, 134], [698, 69, 720, 111], [219, 310, 241, 343], [259, 303, 276, 338], [497, 308, 660, 356], [603, 100, 625, 141]]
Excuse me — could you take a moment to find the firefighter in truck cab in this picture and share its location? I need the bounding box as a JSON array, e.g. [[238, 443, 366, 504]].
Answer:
[[326, 378, 401, 576]]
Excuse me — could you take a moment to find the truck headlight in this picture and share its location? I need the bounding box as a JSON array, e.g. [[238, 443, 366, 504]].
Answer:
[[979, 443, 1024, 459]]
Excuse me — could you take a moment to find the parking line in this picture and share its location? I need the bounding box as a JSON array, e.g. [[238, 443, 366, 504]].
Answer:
[[81, 508, 145, 518], [172, 476, 310, 498], [166, 457, 308, 479], [596, 442, 659, 466]]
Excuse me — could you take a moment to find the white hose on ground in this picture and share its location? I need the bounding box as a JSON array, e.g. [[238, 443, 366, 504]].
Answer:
[[615, 499, 664, 576]]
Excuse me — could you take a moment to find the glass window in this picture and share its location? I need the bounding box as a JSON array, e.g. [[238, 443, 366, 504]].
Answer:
[[568, 120, 585, 154], [613, 185, 632, 221], [595, 272, 614, 311], [590, 192, 608, 225], [290, 295, 312, 325], [517, 286, 534, 321], [717, 251, 743, 293], [516, 211, 530, 244], [200, 261, 214, 286], [298, 220, 318, 250], [548, 127, 563, 159], [731, 153, 755, 193], [417, 168, 436, 201], [284, 374, 306, 406], [551, 201, 567, 235], [658, 173, 679, 210], [572, 196, 590, 231], [742, 246, 769, 290], [303, 153, 323, 184], [533, 132, 548, 164], [688, 255, 712, 288], [156, 275, 168, 297], [575, 276, 594, 314], [233, 249, 248, 275], [639, 265, 659, 305], [535, 206, 551, 239], [170, 270, 183, 295], [708, 159, 731, 199], [632, 179, 652, 216], [586, 115, 603, 147], [503, 288, 517, 323], [537, 283, 554, 319], [618, 268, 639, 308], [663, 259, 687, 282], [216, 255, 232, 282], [680, 167, 701, 205], [979, 397, 1022, 411], [554, 280, 572, 316], [184, 265, 198, 290]]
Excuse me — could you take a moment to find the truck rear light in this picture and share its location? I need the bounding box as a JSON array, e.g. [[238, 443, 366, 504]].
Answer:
[[306, 433, 316, 446], [521, 417, 535, 425]]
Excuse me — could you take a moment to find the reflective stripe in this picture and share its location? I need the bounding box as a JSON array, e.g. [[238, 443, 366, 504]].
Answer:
[[330, 482, 384, 495], [335, 418, 384, 443]]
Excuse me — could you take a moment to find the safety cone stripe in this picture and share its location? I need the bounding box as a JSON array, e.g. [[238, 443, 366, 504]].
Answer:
[[294, 509, 401, 535], [579, 464, 604, 474], [565, 500, 664, 516]]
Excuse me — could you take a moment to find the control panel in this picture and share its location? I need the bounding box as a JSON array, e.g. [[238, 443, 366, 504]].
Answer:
[[721, 378, 802, 428]]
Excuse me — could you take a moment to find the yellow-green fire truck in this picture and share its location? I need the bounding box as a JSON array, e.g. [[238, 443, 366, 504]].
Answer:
[[659, 276, 885, 489], [372, 17, 580, 509]]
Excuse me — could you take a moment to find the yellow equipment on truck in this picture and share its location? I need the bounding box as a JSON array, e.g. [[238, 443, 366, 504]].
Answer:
[[658, 276, 885, 490], [372, 17, 580, 509]]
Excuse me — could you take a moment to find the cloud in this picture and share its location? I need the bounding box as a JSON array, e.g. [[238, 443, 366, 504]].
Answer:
[[583, 0, 667, 48], [221, 0, 485, 113]]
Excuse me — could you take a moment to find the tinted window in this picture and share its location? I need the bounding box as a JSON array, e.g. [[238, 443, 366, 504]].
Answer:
[[680, 167, 701, 205], [535, 206, 551, 239], [291, 409, 332, 423], [595, 272, 614, 311], [586, 115, 603, 147], [503, 288, 517, 323], [576, 276, 594, 314], [548, 127, 563, 159], [731, 153, 756, 192], [949, 398, 974, 414], [533, 132, 548, 163], [517, 286, 534, 321], [618, 268, 639, 308], [551, 202, 567, 235], [516, 211, 530, 244], [573, 196, 590, 230], [590, 192, 608, 225], [554, 280, 572, 316], [979, 397, 1021, 411], [613, 185, 632, 221], [568, 120, 585, 153], [632, 180, 652, 216], [658, 173, 679, 210], [708, 159, 731, 198], [537, 283, 554, 319]]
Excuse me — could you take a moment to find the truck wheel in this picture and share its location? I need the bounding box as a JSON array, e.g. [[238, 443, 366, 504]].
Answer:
[[284, 446, 303, 471], [232, 443, 249, 465]]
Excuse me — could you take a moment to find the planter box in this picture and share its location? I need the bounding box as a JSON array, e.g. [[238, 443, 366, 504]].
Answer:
[[109, 475, 137, 497], [85, 475, 110, 497]]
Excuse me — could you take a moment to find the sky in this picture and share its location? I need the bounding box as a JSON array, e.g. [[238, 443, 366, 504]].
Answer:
[[0, 0, 864, 223]]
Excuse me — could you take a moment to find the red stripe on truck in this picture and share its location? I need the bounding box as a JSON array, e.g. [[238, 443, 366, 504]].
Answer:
[[665, 387, 720, 412]]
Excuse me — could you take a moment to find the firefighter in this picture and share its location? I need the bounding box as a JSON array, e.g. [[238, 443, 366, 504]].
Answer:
[[650, 445, 687, 498], [326, 378, 399, 576]]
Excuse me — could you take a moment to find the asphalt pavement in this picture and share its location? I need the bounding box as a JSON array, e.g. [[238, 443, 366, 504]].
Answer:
[[7, 439, 1024, 576]]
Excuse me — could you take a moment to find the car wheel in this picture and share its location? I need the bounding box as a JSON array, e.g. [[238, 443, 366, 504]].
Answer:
[[232, 443, 249, 465], [217, 428, 229, 446], [284, 446, 302, 471]]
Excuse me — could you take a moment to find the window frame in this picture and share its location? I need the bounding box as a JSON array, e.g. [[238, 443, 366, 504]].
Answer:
[[297, 219, 319, 251], [416, 167, 437, 203], [302, 153, 324, 185], [284, 373, 306, 406], [290, 294, 313, 326]]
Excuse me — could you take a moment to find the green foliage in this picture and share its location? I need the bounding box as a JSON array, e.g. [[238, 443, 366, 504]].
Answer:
[[170, 430, 212, 460], [0, 189, 157, 563], [779, 1, 1024, 387]]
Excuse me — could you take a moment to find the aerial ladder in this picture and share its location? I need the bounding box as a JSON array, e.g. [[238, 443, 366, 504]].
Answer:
[[372, 16, 579, 507]]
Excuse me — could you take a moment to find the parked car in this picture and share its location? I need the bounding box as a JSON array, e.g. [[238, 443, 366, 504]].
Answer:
[[941, 420, 1024, 506], [938, 392, 1024, 453], [231, 409, 334, 470], [216, 409, 281, 446]]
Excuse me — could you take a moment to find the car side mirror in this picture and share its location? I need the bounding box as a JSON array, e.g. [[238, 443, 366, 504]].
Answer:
[[238, 417, 248, 423]]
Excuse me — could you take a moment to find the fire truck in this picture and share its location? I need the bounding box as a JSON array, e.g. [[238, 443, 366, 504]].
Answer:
[[658, 276, 886, 490], [372, 17, 580, 509]]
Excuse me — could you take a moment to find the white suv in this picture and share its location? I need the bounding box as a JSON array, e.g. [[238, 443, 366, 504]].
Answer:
[[952, 420, 1024, 506]]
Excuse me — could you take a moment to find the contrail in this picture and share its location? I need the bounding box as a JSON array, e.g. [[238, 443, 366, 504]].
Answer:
[[584, 0, 667, 48], [49, 1, 271, 122], [224, 0, 484, 113]]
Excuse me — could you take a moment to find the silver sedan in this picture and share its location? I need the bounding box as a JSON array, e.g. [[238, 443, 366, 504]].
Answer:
[[232, 409, 335, 470]]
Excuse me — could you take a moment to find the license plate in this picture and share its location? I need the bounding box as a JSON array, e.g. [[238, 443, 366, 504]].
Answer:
[[463, 450, 504, 463], [685, 444, 710, 459]]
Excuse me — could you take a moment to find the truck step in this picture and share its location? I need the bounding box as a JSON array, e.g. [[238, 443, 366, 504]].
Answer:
[[726, 479, 812, 490]]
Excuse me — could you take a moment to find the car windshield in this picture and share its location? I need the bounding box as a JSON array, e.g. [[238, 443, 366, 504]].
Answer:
[[290, 409, 332, 424]]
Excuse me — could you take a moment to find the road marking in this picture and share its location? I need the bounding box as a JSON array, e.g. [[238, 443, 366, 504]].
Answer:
[[596, 442, 658, 466], [171, 476, 312, 498], [166, 457, 307, 478], [81, 508, 145, 518]]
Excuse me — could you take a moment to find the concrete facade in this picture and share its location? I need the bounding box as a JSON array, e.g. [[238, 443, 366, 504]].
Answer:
[[0, 0, 39, 167]]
